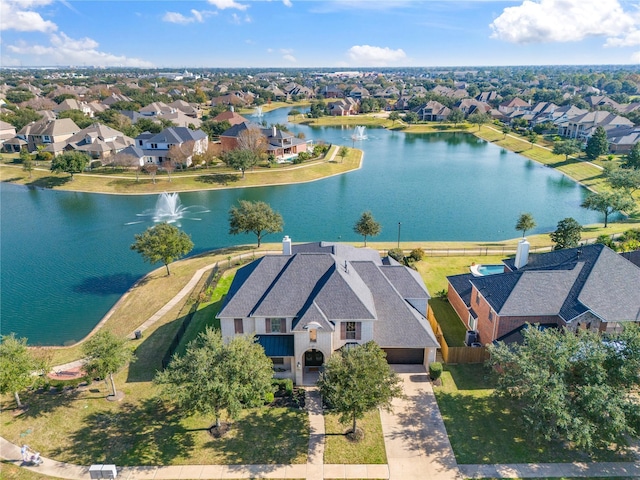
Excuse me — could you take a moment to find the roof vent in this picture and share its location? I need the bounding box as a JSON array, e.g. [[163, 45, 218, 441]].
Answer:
[[514, 238, 530, 269]]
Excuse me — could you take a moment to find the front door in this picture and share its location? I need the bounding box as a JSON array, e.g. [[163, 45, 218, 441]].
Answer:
[[304, 349, 324, 367]]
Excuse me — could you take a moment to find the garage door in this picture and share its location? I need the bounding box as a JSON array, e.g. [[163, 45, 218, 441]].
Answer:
[[383, 348, 424, 364]]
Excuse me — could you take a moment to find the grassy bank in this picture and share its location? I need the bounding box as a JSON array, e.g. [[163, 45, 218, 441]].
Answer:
[[0, 146, 361, 195]]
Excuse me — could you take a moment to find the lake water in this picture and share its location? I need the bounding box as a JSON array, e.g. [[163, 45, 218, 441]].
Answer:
[[0, 108, 602, 345]]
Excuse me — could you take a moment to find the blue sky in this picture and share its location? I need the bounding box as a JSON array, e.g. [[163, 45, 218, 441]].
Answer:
[[1, 0, 640, 68]]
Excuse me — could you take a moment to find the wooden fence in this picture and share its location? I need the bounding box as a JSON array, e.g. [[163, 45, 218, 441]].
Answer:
[[427, 305, 489, 364]]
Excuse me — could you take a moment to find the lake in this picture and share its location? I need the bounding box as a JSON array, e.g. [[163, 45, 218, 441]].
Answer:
[[0, 109, 602, 345]]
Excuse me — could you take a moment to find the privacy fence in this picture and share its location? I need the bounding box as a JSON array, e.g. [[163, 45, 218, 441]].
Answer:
[[427, 305, 489, 364]]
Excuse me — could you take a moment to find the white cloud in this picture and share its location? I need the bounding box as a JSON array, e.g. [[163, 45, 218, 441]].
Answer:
[[283, 54, 296, 62], [282, 0, 293, 6], [230, 12, 251, 24], [163, 9, 213, 24], [490, 0, 635, 44], [267, 48, 274, 53], [0, 0, 57, 32], [606, 29, 640, 47], [632, 51, 640, 62], [346, 45, 406, 66], [7, 31, 153, 67], [191, 9, 204, 22], [207, 0, 248, 11]]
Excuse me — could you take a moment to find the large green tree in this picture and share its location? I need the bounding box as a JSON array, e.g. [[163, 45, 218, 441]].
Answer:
[[58, 109, 92, 129], [222, 148, 259, 178], [448, 109, 465, 127], [0, 334, 47, 408], [552, 139, 581, 161], [515, 212, 536, 237], [623, 142, 640, 169], [550, 217, 582, 250], [155, 328, 273, 430], [353, 211, 381, 246], [585, 126, 609, 160], [581, 191, 635, 228], [228, 200, 283, 247], [488, 324, 640, 451], [606, 168, 640, 195], [83, 331, 134, 399], [317, 342, 402, 437], [50, 151, 90, 179], [467, 111, 491, 131], [130, 222, 194, 275]]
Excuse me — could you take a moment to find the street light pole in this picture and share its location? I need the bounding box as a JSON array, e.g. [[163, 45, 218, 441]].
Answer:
[[397, 222, 401, 249]]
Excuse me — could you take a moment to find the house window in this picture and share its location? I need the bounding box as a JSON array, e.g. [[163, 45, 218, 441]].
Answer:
[[309, 328, 317, 342], [266, 317, 286, 333], [43, 135, 51, 143], [234, 318, 243, 334], [475, 294, 480, 305], [341, 322, 361, 340], [151, 143, 158, 149], [272, 358, 284, 365]]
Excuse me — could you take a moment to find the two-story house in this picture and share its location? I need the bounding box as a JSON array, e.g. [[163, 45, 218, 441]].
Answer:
[[220, 122, 312, 162], [217, 238, 440, 385], [447, 241, 640, 345], [17, 118, 80, 152], [121, 126, 208, 167]]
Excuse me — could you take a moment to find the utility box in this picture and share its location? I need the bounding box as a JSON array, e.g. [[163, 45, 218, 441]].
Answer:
[[89, 465, 103, 479], [134, 330, 142, 340], [101, 465, 117, 479]]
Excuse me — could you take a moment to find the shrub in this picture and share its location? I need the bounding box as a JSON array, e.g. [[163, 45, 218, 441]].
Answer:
[[272, 378, 293, 396], [264, 391, 275, 404], [409, 248, 425, 262], [429, 362, 443, 381], [387, 248, 404, 262]]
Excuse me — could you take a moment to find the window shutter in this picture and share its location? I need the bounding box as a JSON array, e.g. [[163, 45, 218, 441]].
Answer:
[[340, 322, 346, 340], [355, 322, 361, 340], [282, 319, 287, 333], [265, 318, 271, 333]]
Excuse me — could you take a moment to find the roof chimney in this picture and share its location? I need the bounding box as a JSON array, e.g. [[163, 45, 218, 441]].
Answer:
[[514, 238, 530, 270], [282, 235, 292, 255], [272, 125, 277, 137]]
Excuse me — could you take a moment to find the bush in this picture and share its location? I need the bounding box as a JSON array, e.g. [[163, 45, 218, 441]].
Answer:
[[264, 391, 275, 404], [409, 248, 425, 262], [429, 362, 443, 381], [387, 248, 404, 262], [272, 378, 293, 396]]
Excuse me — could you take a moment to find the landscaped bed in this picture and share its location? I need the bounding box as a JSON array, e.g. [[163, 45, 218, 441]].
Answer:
[[433, 364, 636, 464]]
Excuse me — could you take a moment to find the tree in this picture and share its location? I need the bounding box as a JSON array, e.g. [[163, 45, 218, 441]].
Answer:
[[58, 109, 92, 129], [289, 109, 301, 119], [237, 125, 267, 158], [606, 168, 640, 195], [50, 151, 90, 179], [448, 109, 465, 128], [318, 342, 402, 437], [388, 111, 401, 125], [222, 148, 259, 178], [501, 125, 511, 139], [403, 111, 419, 124], [527, 131, 538, 149], [338, 146, 349, 163], [22, 155, 34, 179], [353, 211, 381, 246], [585, 126, 609, 160], [228, 200, 283, 247], [515, 212, 536, 237], [130, 222, 194, 275], [83, 331, 134, 399], [623, 142, 640, 169], [468, 111, 491, 131], [136, 117, 163, 134], [581, 191, 635, 228], [487, 324, 640, 451], [0, 334, 46, 408], [155, 327, 273, 430], [167, 140, 195, 172], [552, 139, 581, 161], [5, 88, 34, 104], [550, 217, 582, 250]]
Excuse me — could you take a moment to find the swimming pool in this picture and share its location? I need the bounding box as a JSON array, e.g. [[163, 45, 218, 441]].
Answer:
[[470, 264, 505, 276]]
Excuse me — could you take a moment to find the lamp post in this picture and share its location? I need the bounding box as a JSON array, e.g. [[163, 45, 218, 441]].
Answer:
[[397, 222, 401, 248]]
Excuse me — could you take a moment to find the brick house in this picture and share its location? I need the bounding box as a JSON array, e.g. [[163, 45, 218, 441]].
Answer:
[[447, 242, 640, 344]]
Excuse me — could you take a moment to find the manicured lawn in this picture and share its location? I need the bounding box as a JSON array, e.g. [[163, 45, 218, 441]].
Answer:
[[434, 364, 634, 464], [0, 380, 308, 466], [414, 255, 505, 296], [429, 298, 467, 347], [323, 411, 387, 464]]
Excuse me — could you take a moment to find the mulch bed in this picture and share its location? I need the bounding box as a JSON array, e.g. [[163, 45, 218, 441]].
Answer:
[[47, 366, 86, 380], [271, 388, 306, 409]]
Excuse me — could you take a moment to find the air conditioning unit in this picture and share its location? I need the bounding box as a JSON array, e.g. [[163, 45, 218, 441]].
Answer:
[[465, 330, 479, 346]]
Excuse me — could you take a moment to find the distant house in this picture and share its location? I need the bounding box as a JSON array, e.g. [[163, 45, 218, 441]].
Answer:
[[498, 97, 530, 114], [560, 111, 634, 140], [414, 101, 451, 122], [321, 85, 344, 98], [168, 100, 201, 118], [327, 98, 358, 116], [44, 123, 134, 160], [220, 121, 312, 162], [53, 98, 106, 118], [123, 126, 208, 167], [17, 118, 80, 152], [210, 91, 255, 107], [607, 126, 640, 154], [454, 99, 491, 117], [348, 86, 370, 100], [212, 110, 249, 126], [102, 93, 133, 107], [447, 242, 640, 345], [0, 120, 16, 148], [217, 239, 440, 385], [139, 101, 175, 117]]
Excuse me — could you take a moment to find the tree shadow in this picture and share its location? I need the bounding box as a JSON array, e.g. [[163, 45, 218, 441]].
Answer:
[[73, 273, 141, 295], [445, 364, 495, 391], [26, 176, 72, 188], [196, 174, 240, 186], [2, 177, 23, 182], [203, 407, 308, 465], [50, 398, 194, 466], [3, 385, 88, 421]]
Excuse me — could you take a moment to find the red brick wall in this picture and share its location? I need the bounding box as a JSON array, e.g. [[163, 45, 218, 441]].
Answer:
[[447, 281, 471, 329], [220, 137, 238, 152]]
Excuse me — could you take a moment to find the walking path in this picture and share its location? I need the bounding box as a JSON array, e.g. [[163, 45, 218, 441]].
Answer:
[[2, 365, 640, 479]]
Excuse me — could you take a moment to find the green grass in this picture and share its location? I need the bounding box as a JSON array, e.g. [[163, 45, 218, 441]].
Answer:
[[414, 255, 506, 295], [434, 364, 634, 464], [1, 383, 308, 466], [323, 411, 387, 464], [429, 298, 467, 347]]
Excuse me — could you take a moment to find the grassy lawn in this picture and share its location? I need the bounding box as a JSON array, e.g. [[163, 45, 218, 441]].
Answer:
[[323, 411, 387, 464], [295, 115, 394, 128], [414, 255, 505, 294], [0, 379, 308, 466], [0, 148, 361, 195], [434, 364, 634, 464], [429, 298, 467, 347]]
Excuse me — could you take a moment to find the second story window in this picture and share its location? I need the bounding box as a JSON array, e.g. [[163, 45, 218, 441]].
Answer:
[[309, 328, 317, 342], [266, 317, 286, 333], [341, 321, 361, 340], [234, 318, 243, 334]]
